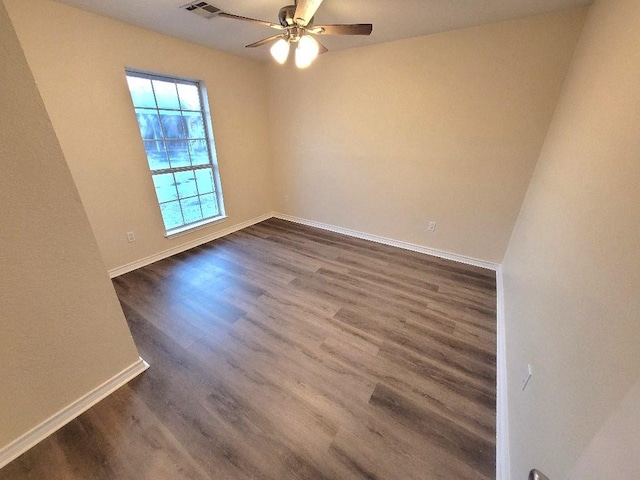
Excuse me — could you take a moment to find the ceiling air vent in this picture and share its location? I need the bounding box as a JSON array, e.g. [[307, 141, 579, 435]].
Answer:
[[181, 1, 222, 19]]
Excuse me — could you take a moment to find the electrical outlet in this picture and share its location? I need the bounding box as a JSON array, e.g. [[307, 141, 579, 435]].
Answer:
[[284, 195, 289, 204], [428, 221, 437, 232], [126, 231, 136, 243], [521, 364, 533, 391]]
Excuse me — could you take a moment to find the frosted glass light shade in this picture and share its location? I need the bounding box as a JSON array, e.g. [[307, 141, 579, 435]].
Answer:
[[295, 35, 319, 69], [270, 38, 290, 64]]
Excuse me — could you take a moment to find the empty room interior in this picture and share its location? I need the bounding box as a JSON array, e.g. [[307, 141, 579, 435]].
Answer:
[[1, 0, 639, 478]]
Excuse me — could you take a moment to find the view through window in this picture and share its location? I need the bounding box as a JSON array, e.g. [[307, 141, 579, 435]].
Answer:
[[125, 71, 224, 234]]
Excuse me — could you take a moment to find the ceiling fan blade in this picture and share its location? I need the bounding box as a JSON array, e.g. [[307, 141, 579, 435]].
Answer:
[[218, 12, 284, 29], [294, 0, 324, 27], [311, 24, 373, 36], [315, 38, 329, 55], [245, 34, 285, 48]]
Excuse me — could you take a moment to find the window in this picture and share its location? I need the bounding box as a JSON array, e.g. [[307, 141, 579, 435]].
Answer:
[[125, 70, 225, 235]]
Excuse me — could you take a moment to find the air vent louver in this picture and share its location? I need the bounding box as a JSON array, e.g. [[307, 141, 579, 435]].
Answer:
[[181, 1, 221, 19]]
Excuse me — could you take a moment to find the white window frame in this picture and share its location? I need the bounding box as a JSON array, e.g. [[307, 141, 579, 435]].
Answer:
[[125, 69, 226, 237]]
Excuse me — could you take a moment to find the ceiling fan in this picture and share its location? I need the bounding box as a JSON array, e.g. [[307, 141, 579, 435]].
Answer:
[[185, 0, 373, 68]]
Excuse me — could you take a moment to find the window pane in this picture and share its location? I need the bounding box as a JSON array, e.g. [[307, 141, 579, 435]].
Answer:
[[152, 173, 178, 203], [143, 141, 170, 170], [152, 79, 180, 109], [127, 76, 156, 108], [188, 140, 209, 166], [183, 111, 206, 138], [166, 140, 191, 168], [195, 168, 214, 194], [177, 83, 201, 110], [135, 109, 162, 140], [174, 170, 198, 198], [159, 110, 185, 139], [201, 193, 219, 218], [160, 201, 183, 230], [181, 197, 203, 224]]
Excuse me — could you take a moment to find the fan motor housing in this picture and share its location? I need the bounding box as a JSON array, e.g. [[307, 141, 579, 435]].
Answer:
[[279, 5, 312, 27]]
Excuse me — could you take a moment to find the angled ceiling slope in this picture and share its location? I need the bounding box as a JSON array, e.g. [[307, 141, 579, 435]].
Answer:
[[52, 0, 592, 62]]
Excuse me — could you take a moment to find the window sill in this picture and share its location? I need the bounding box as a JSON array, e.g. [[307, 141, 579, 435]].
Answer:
[[165, 215, 228, 239]]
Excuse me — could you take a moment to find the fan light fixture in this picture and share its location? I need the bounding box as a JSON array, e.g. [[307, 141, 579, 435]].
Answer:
[[295, 35, 319, 68], [270, 38, 290, 64], [270, 35, 319, 68]]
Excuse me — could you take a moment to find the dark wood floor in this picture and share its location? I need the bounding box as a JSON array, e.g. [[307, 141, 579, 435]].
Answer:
[[1, 218, 496, 479]]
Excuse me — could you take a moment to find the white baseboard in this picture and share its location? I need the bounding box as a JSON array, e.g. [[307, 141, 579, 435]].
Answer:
[[0, 357, 149, 469], [273, 213, 500, 272], [109, 213, 273, 278], [496, 266, 511, 480], [110, 212, 499, 277]]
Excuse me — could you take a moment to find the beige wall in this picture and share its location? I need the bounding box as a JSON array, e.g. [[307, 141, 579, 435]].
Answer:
[[0, 0, 140, 449], [268, 8, 586, 264], [4, 0, 274, 272], [502, 0, 640, 477], [568, 377, 640, 480]]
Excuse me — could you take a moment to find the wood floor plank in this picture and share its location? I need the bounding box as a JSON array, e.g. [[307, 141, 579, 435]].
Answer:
[[1, 218, 496, 479], [320, 336, 495, 442], [368, 383, 495, 479]]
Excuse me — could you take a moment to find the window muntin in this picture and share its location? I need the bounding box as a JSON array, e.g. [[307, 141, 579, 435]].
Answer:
[[125, 71, 224, 234]]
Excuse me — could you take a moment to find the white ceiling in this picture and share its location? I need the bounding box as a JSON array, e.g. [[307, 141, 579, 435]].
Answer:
[[51, 0, 592, 62]]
